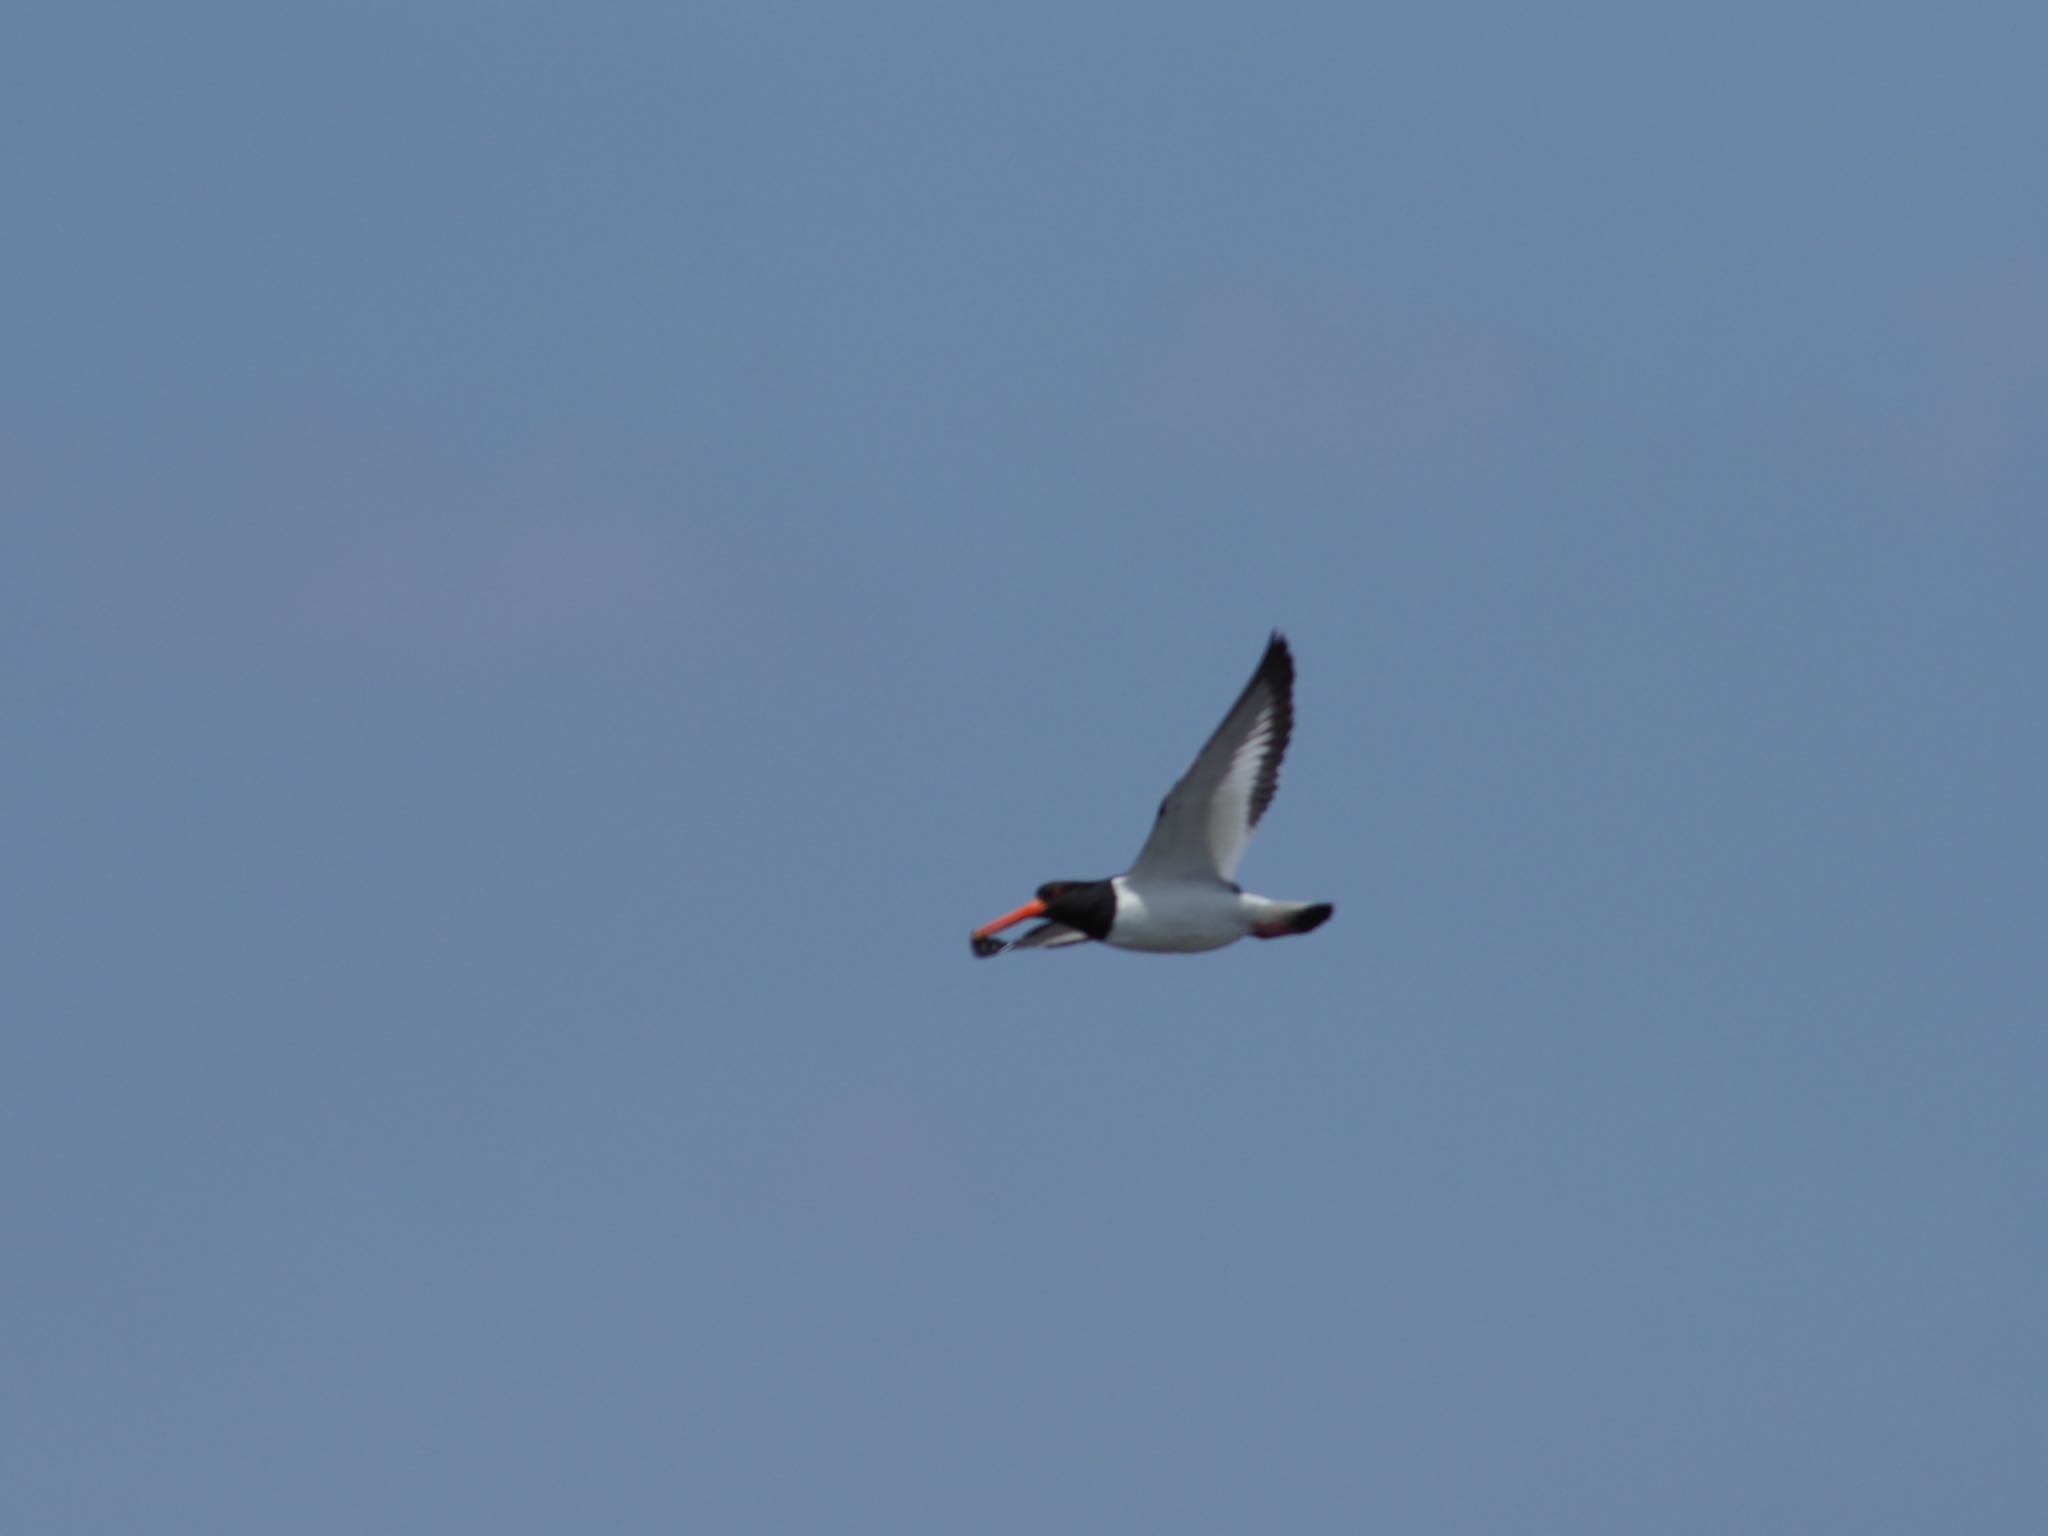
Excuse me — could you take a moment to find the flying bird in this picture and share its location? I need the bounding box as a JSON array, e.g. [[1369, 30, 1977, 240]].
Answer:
[[970, 631, 1333, 957]]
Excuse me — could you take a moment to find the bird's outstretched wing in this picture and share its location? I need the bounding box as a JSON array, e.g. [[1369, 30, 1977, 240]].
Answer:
[[1128, 632, 1295, 884]]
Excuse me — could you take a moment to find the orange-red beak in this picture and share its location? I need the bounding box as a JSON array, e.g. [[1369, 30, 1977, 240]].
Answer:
[[970, 897, 1046, 955], [972, 898, 1046, 941]]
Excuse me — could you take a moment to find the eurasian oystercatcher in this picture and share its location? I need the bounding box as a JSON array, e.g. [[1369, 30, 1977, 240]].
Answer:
[[970, 631, 1333, 957]]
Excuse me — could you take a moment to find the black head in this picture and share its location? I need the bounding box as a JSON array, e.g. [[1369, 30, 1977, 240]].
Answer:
[[1033, 878, 1117, 941]]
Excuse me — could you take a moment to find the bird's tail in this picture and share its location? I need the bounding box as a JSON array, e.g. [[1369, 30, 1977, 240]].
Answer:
[[1253, 901, 1334, 939]]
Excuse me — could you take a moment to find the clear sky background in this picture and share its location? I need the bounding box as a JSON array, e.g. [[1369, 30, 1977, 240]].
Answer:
[[6, 3, 2044, 1530]]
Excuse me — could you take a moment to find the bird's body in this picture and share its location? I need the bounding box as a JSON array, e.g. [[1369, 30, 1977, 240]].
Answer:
[[970, 632, 1333, 958], [1104, 877, 1331, 952]]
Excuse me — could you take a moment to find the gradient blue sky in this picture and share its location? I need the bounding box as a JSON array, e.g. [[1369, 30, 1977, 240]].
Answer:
[[6, 3, 2045, 1530]]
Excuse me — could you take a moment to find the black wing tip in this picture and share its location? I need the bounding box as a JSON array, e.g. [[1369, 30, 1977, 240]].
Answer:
[[1259, 630, 1296, 687], [1246, 630, 1297, 829]]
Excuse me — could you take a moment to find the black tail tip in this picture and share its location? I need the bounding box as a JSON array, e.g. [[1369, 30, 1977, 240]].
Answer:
[[1292, 903, 1334, 935]]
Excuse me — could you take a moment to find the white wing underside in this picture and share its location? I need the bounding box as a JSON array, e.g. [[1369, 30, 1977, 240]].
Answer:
[[1128, 635, 1294, 885], [1011, 921, 1092, 951]]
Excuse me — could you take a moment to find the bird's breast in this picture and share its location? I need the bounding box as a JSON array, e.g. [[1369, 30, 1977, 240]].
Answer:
[[1104, 878, 1252, 952]]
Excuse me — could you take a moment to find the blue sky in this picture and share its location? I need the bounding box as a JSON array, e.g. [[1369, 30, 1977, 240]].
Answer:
[[5, 3, 2044, 1530]]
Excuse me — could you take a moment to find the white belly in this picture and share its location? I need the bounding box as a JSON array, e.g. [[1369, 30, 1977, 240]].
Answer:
[[1105, 878, 1253, 952]]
